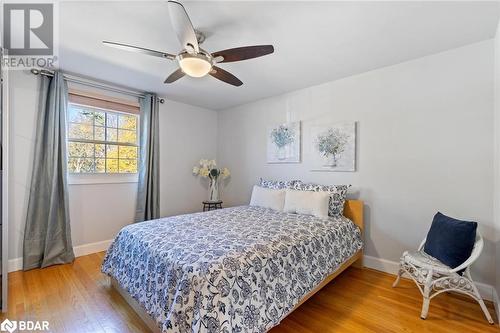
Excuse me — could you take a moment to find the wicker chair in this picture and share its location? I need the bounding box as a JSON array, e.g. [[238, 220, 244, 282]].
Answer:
[[392, 232, 494, 324]]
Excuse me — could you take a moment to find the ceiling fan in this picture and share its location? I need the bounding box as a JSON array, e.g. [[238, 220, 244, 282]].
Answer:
[[103, 0, 274, 87]]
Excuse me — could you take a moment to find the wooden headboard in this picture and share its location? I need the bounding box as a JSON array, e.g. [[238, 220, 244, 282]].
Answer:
[[343, 200, 364, 233]]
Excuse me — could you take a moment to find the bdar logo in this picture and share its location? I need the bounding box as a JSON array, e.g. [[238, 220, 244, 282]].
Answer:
[[0, 319, 17, 333]]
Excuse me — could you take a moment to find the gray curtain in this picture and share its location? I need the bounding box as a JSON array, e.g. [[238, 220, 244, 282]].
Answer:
[[135, 93, 160, 222], [23, 72, 75, 270]]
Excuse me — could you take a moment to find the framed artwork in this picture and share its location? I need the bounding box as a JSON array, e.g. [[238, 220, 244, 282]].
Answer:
[[310, 122, 356, 171], [267, 122, 301, 163]]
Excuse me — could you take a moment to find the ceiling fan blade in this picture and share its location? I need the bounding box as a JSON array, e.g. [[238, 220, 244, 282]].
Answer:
[[164, 68, 185, 83], [210, 66, 243, 86], [212, 45, 274, 63], [167, 1, 199, 53], [103, 41, 175, 60]]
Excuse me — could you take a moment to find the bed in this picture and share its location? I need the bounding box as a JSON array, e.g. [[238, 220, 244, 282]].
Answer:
[[102, 200, 364, 333]]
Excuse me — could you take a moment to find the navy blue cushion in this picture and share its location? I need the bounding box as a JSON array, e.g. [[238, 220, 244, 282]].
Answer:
[[423, 212, 477, 270]]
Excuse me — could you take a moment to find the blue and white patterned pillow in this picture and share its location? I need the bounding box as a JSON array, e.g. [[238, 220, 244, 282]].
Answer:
[[292, 182, 350, 216], [260, 178, 300, 190]]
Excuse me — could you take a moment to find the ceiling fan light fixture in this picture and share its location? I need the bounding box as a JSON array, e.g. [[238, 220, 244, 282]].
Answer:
[[105, 2, 274, 86], [178, 53, 212, 78]]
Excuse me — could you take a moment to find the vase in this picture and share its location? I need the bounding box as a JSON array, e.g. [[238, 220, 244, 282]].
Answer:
[[277, 147, 286, 160], [324, 155, 338, 167], [208, 178, 219, 202]]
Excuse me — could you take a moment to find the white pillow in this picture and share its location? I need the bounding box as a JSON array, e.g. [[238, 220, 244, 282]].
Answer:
[[249, 185, 286, 211], [284, 189, 330, 219]]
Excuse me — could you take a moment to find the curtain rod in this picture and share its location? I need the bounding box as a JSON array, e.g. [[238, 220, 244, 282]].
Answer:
[[30, 68, 165, 104]]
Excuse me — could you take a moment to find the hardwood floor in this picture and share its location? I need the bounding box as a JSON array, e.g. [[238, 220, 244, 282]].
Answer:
[[2, 252, 497, 333]]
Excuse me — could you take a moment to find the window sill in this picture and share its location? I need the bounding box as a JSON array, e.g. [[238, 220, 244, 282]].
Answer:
[[68, 173, 139, 185]]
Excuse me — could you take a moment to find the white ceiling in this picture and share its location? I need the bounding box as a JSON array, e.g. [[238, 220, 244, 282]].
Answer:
[[59, 1, 500, 110]]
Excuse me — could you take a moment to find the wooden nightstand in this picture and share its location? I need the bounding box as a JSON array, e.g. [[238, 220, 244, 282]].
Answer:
[[203, 200, 223, 212]]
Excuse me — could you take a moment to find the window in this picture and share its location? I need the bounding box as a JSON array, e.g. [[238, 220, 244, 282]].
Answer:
[[66, 90, 140, 174]]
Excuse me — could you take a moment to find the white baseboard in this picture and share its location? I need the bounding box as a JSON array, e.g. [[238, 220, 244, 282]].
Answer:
[[363, 254, 400, 274], [363, 255, 495, 302], [7, 258, 22, 273], [8, 239, 113, 273], [493, 288, 500, 326], [73, 239, 113, 257]]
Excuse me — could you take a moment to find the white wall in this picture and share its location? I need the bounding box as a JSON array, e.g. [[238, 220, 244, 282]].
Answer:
[[8, 70, 217, 261], [159, 99, 218, 217], [494, 18, 500, 301], [217, 40, 496, 285]]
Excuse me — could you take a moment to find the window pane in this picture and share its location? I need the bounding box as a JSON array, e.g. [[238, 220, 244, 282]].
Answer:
[[95, 126, 105, 141], [106, 128, 118, 142], [119, 115, 137, 131], [118, 129, 136, 144], [106, 113, 118, 128], [119, 159, 138, 173], [106, 159, 119, 173], [67, 104, 139, 175], [107, 145, 118, 158], [68, 123, 93, 140], [68, 158, 79, 173], [68, 107, 82, 123], [95, 144, 105, 158], [68, 158, 94, 173], [68, 107, 93, 124], [95, 111, 105, 126], [95, 158, 106, 173], [68, 142, 94, 157], [119, 146, 138, 159]]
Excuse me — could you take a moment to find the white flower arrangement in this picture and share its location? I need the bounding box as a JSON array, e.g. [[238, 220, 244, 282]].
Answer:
[[193, 159, 230, 202], [192, 159, 230, 180]]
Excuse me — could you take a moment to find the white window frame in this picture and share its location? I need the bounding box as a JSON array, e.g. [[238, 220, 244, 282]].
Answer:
[[66, 102, 140, 185]]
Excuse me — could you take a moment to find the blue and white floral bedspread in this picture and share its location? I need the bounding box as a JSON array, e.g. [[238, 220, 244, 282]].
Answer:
[[101, 206, 363, 333]]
